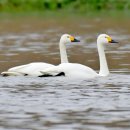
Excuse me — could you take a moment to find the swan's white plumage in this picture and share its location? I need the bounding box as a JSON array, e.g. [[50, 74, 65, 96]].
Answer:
[[7, 62, 54, 76], [40, 34, 118, 79], [1, 34, 79, 76], [41, 63, 98, 78]]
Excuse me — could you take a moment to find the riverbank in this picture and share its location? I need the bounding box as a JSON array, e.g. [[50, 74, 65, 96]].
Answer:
[[0, 10, 130, 22], [0, 0, 130, 15]]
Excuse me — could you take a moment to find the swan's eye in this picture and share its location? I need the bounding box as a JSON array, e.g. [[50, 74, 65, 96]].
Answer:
[[67, 36, 70, 38]]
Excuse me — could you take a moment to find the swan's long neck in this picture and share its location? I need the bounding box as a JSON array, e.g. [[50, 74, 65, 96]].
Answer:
[[97, 42, 109, 76], [59, 41, 68, 63]]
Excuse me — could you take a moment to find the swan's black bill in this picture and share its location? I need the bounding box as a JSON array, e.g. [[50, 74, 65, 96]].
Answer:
[[72, 38, 80, 42], [110, 39, 118, 43]]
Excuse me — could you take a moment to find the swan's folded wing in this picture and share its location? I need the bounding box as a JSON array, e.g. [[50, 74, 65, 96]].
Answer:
[[8, 62, 53, 71], [1, 64, 31, 76], [40, 66, 62, 76], [1, 62, 55, 76], [8, 64, 30, 72]]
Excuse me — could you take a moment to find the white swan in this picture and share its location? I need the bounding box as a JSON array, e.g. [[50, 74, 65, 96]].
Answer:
[[1, 34, 80, 76], [40, 34, 118, 78]]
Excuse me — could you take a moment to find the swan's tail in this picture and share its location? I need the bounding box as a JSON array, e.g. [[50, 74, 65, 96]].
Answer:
[[1, 71, 28, 76]]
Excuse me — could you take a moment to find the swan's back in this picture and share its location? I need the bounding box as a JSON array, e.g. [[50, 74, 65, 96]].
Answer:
[[51, 63, 98, 78]]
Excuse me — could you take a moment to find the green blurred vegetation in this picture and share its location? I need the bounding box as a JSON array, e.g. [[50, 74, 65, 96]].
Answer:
[[0, 0, 130, 14]]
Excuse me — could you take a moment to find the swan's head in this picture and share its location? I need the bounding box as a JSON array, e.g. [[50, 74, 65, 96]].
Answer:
[[97, 34, 118, 45], [60, 34, 80, 44]]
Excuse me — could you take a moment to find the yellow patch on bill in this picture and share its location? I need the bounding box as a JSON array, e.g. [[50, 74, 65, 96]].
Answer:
[[70, 36, 75, 41], [107, 36, 112, 43]]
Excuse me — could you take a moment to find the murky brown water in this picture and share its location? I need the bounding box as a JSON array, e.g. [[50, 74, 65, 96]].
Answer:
[[0, 16, 130, 130]]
